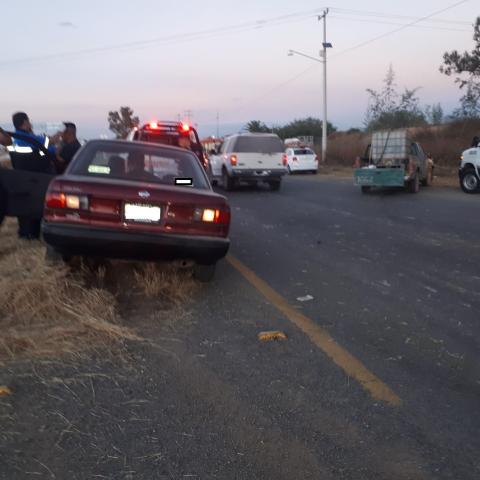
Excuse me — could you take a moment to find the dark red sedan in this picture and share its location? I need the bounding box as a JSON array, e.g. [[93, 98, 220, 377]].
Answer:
[[42, 139, 230, 281]]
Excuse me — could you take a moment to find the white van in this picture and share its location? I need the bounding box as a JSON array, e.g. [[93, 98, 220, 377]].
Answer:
[[209, 133, 287, 191]]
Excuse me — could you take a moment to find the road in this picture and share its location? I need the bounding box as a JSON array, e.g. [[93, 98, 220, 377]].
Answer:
[[2, 175, 479, 479]]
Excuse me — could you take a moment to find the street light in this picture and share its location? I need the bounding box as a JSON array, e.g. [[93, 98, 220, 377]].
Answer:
[[288, 10, 332, 163]]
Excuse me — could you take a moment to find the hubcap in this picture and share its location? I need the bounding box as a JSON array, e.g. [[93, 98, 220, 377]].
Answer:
[[463, 173, 478, 191]]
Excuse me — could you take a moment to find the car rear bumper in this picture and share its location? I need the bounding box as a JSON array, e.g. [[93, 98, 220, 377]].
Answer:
[[42, 222, 230, 264], [288, 161, 318, 172], [230, 168, 286, 181]]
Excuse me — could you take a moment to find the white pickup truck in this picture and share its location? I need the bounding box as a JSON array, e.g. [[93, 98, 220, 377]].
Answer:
[[459, 142, 480, 193], [208, 133, 287, 191]]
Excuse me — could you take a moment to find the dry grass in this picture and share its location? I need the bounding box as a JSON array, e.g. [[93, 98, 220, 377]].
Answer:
[[0, 218, 197, 364], [133, 262, 196, 305]]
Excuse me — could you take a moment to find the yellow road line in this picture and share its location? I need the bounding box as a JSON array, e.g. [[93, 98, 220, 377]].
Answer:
[[227, 254, 402, 407]]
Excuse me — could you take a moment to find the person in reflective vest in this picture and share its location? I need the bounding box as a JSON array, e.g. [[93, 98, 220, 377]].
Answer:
[[7, 112, 61, 239]]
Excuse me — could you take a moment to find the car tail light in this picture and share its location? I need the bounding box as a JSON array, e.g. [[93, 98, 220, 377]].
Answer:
[[181, 123, 190, 132], [282, 154, 288, 166], [46, 192, 89, 210], [194, 208, 230, 224], [292, 156, 298, 162], [149, 121, 159, 129], [46, 192, 66, 209], [230, 155, 237, 166]]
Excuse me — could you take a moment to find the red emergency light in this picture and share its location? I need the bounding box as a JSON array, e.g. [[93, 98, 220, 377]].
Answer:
[[181, 123, 190, 132]]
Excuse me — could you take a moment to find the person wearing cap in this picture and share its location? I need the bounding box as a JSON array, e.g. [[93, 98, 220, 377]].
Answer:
[[56, 122, 81, 174]]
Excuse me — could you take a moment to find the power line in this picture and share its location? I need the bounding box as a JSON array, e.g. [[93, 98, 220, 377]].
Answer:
[[329, 14, 470, 32], [330, 0, 470, 60], [329, 7, 472, 25], [222, 0, 470, 117], [0, 7, 327, 68]]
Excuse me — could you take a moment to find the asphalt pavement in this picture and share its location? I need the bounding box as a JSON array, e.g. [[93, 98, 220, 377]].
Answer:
[[2, 174, 479, 479]]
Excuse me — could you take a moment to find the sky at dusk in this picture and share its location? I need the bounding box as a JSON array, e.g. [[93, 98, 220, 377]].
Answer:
[[0, 0, 477, 139]]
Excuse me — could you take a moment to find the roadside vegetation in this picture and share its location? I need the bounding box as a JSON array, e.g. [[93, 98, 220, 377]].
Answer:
[[0, 219, 196, 365]]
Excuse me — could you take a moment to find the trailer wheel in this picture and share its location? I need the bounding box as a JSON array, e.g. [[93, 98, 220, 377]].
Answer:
[[407, 173, 420, 193]]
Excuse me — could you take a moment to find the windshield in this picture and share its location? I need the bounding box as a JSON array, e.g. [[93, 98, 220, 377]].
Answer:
[[293, 148, 314, 155], [70, 141, 209, 189], [233, 136, 284, 153]]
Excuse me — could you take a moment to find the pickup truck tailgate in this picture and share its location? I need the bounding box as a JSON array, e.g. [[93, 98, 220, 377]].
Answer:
[[236, 152, 284, 170]]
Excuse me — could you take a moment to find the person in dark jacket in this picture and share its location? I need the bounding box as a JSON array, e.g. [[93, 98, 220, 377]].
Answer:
[[56, 122, 81, 174], [8, 112, 60, 239], [471, 136, 480, 148]]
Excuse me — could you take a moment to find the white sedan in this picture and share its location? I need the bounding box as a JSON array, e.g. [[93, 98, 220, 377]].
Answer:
[[285, 147, 318, 174]]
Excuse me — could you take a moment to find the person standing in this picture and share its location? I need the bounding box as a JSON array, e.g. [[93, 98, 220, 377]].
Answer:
[[56, 122, 81, 174], [8, 112, 60, 239]]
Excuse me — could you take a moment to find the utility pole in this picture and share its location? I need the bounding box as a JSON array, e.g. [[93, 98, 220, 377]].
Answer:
[[319, 8, 330, 163]]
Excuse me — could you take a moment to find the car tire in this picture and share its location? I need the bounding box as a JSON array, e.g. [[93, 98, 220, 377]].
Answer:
[[311, 169, 318, 174], [361, 186, 371, 194], [407, 173, 420, 193], [45, 245, 67, 264], [460, 168, 480, 194], [269, 180, 281, 191], [222, 169, 234, 191], [194, 263, 216, 282]]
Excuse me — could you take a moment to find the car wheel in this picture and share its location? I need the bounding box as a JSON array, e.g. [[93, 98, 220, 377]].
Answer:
[[460, 168, 480, 194], [194, 263, 216, 282], [311, 169, 318, 174], [361, 186, 371, 194], [222, 170, 234, 191], [407, 173, 420, 193], [269, 180, 281, 191], [45, 245, 68, 265]]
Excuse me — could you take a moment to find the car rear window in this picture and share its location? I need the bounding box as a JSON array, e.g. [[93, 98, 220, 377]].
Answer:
[[139, 130, 204, 161], [293, 148, 314, 155], [233, 136, 284, 153], [70, 141, 209, 189]]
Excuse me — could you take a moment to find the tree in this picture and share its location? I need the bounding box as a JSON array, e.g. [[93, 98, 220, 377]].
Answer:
[[245, 120, 270, 133], [365, 65, 427, 131], [441, 17, 480, 118], [108, 106, 139, 138], [425, 103, 444, 125], [275, 117, 337, 141]]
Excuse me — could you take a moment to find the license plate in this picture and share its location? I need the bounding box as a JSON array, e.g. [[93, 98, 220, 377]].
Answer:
[[124, 203, 161, 222]]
